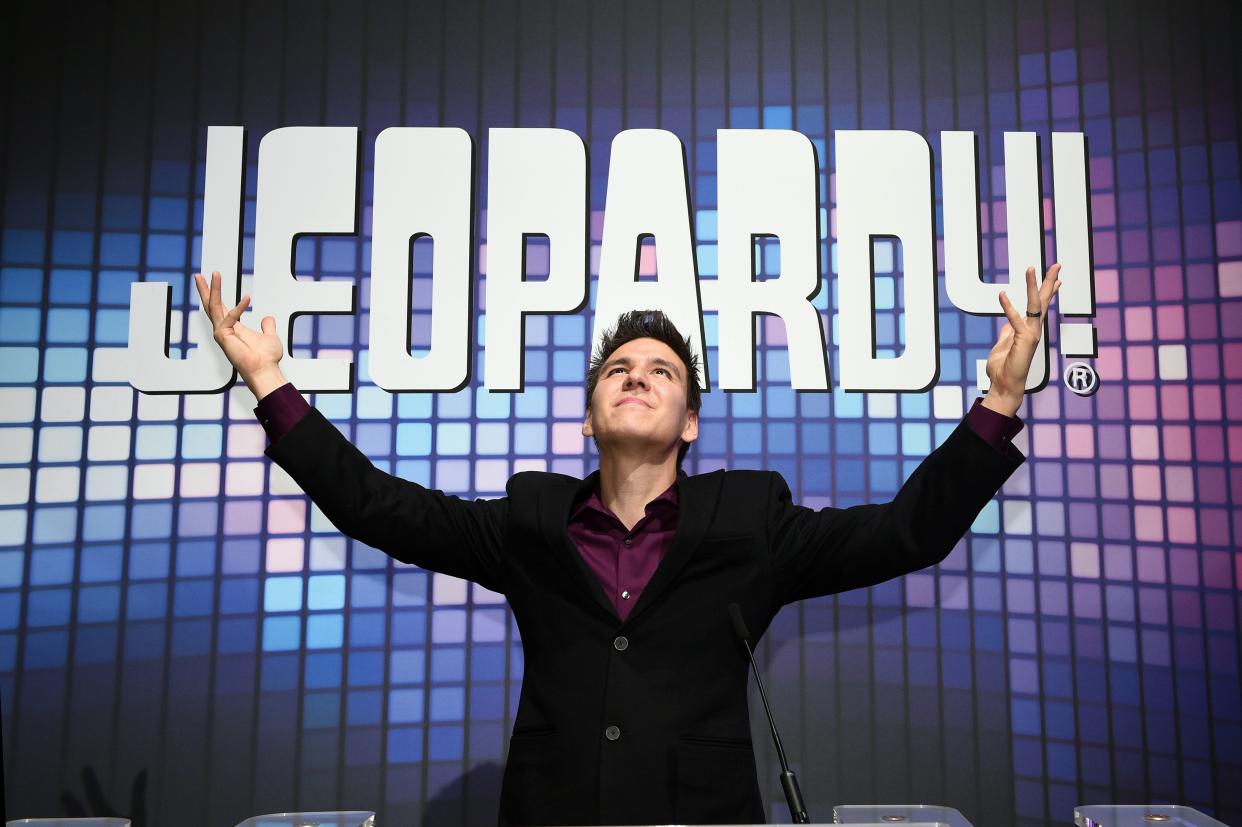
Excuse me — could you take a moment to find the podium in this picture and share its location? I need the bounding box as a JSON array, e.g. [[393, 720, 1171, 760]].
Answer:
[[1074, 805, 1230, 826], [232, 814, 375, 827], [5, 814, 131, 819], [6, 821, 130, 827], [833, 804, 974, 826]]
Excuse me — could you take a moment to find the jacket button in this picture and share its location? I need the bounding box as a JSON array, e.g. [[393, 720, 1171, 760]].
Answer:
[[605, 725, 621, 741], [613, 635, 629, 651]]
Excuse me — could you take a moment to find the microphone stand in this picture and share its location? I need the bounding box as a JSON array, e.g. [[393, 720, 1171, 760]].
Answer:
[[728, 602, 810, 824]]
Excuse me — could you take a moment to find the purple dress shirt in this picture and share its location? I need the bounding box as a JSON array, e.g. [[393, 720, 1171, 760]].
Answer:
[[567, 483, 678, 621], [254, 382, 1023, 613]]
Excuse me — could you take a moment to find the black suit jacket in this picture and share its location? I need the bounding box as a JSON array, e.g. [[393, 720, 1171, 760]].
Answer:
[[266, 408, 1023, 825]]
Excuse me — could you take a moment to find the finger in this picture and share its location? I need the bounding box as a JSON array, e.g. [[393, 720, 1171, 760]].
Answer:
[[1038, 263, 1062, 307], [218, 293, 251, 330], [233, 320, 264, 346], [988, 322, 1015, 356], [210, 270, 230, 315], [261, 315, 276, 336], [193, 273, 208, 308], [998, 290, 1025, 331], [1024, 266, 1040, 313]]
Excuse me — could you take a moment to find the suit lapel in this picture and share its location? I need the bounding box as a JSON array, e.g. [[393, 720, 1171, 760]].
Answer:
[[538, 471, 621, 622], [622, 469, 724, 628]]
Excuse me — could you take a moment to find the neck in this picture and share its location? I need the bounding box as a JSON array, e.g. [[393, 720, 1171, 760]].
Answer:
[[596, 449, 679, 531]]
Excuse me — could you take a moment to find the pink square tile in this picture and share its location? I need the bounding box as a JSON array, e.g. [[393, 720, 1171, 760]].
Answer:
[[1155, 303, 1185, 339], [905, 573, 935, 608], [1217, 220, 1242, 256], [1095, 269, 1119, 304], [1201, 551, 1230, 589], [1171, 593, 1202, 629], [1193, 424, 1224, 461], [1097, 346, 1123, 380], [1162, 425, 1192, 461], [1098, 307, 1122, 341], [1124, 345, 1155, 380], [1159, 386, 1189, 420], [1129, 425, 1160, 460], [1192, 385, 1222, 419], [267, 499, 307, 534], [1136, 546, 1165, 583], [1226, 343, 1242, 379], [1133, 505, 1164, 542], [939, 575, 969, 610], [1071, 542, 1100, 578], [1219, 260, 1242, 298], [1163, 466, 1195, 503], [552, 422, 584, 455], [1167, 507, 1198, 544], [1033, 423, 1062, 458], [227, 424, 266, 458], [1127, 385, 1158, 420], [266, 537, 305, 572], [1170, 547, 1200, 587], [1229, 425, 1242, 463], [1099, 464, 1130, 499], [1154, 265, 1185, 303], [1091, 193, 1116, 227], [1131, 466, 1162, 501], [1103, 545, 1133, 581], [1065, 424, 1095, 458], [1124, 306, 1153, 339]]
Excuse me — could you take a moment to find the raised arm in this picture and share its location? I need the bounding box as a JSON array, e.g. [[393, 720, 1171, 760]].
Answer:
[[768, 263, 1062, 604], [767, 416, 1022, 604], [195, 271, 508, 591]]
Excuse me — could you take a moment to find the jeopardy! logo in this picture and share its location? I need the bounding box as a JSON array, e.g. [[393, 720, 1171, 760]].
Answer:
[[128, 126, 1099, 395]]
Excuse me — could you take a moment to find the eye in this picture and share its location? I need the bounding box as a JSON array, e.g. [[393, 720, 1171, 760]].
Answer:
[[653, 368, 669, 376], [608, 366, 626, 375]]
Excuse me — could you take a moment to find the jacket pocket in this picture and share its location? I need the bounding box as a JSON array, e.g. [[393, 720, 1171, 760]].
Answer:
[[672, 737, 765, 824], [500, 730, 559, 825], [509, 724, 557, 740]]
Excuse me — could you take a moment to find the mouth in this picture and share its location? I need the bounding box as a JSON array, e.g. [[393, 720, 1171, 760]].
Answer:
[[616, 397, 652, 408]]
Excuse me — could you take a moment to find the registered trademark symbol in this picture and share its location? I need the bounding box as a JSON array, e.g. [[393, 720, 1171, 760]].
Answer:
[[1064, 361, 1099, 396]]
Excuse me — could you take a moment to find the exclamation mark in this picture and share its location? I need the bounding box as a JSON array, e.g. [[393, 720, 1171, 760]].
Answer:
[[1051, 132, 1097, 358]]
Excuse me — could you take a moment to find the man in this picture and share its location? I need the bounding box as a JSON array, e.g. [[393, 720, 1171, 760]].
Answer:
[[195, 264, 1060, 825]]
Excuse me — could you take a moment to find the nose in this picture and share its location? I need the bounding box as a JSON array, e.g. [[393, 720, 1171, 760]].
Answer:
[[623, 369, 649, 390]]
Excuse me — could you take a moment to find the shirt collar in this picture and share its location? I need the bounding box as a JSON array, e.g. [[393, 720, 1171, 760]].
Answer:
[[570, 475, 680, 522]]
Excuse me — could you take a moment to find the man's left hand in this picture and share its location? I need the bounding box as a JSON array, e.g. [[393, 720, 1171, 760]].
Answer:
[[981, 263, 1063, 417]]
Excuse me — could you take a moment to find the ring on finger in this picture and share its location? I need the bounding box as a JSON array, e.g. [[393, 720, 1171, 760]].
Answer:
[[1026, 310, 1041, 318]]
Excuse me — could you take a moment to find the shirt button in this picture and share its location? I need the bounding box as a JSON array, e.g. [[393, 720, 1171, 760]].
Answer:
[[623, 537, 632, 546], [613, 635, 629, 651], [620, 590, 630, 600], [605, 725, 621, 741]]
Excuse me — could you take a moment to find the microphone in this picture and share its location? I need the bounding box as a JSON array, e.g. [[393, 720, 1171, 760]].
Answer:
[[727, 602, 810, 824]]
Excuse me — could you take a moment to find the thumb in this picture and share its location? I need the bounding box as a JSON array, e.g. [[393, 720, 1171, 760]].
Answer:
[[261, 316, 276, 336]]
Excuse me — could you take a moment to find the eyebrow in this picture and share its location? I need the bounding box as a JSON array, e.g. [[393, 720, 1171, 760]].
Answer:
[[602, 356, 682, 379]]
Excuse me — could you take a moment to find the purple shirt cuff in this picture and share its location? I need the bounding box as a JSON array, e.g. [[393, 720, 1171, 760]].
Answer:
[[253, 382, 311, 444], [965, 397, 1024, 454]]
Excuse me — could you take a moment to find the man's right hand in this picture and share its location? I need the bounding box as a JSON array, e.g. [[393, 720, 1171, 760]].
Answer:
[[194, 270, 288, 400]]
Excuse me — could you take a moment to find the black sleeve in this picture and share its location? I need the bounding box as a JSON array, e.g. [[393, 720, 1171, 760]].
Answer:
[[265, 406, 508, 593], [767, 416, 1024, 604]]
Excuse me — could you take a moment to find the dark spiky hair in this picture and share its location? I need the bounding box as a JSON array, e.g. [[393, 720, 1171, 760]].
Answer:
[[586, 310, 701, 467]]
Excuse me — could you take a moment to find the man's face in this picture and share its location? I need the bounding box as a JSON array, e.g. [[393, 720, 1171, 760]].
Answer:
[[582, 337, 698, 458]]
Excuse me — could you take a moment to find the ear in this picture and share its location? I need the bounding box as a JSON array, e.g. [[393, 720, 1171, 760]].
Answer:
[[582, 407, 594, 438], [680, 409, 698, 444]]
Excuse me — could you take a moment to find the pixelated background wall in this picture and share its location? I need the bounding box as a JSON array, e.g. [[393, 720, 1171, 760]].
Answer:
[[1, 1, 1240, 825]]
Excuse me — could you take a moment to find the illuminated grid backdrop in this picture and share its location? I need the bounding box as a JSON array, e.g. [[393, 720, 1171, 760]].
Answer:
[[1, 1, 1240, 825]]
